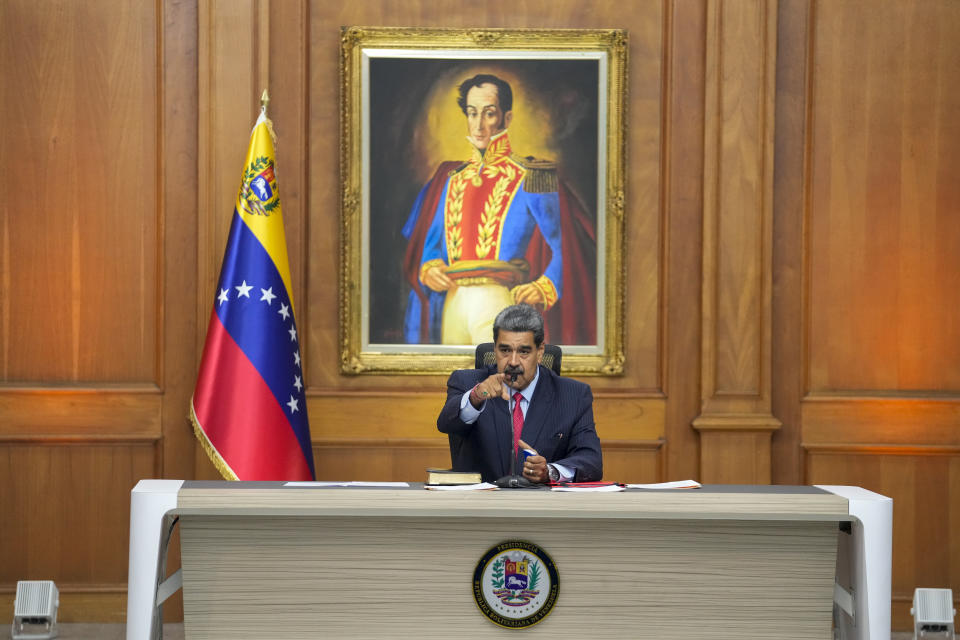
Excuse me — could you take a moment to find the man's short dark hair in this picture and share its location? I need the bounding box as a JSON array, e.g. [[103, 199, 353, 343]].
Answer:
[[493, 304, 544, 346], [457, 74, 513, 114]]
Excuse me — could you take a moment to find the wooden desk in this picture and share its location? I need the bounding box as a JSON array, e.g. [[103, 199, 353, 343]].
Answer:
[[125, 482, 891, 639]]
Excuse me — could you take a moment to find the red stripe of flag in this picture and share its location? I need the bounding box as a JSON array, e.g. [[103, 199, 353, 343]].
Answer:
[[192, 312, 313, 480]]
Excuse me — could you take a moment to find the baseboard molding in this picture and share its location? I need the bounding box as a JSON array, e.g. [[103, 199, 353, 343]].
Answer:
[[0, 584, 127, 623]]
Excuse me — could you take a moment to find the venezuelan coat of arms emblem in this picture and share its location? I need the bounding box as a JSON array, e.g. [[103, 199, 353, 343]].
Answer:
[[238, 156, 281, 217], [473, 540, 559, 629]]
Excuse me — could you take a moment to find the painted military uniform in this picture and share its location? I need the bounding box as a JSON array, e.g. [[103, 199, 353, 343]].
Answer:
[[410, 131, 564, 344]]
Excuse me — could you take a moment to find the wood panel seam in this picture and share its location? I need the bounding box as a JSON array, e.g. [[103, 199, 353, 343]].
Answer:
[[802, 443, 960, 455]]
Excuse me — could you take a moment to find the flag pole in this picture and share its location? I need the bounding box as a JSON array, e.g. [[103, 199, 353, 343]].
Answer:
[[259, 89, 277, 143]]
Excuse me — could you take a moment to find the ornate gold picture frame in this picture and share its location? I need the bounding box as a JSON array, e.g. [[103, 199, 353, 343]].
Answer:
[[339, 27, 627, 375]]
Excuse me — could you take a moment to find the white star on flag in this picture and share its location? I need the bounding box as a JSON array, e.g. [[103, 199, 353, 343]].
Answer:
[[217, 288, 229, 306], [260, 287, 276, 305], [294, 375, 303, 392], [294, 350, 301, 367], [288, 325, 297, 342], [235, 280, 253, 298], [278, 303, 290, 320], [286, 396, 299, 413]]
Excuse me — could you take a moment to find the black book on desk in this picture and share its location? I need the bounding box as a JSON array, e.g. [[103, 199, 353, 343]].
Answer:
[[425, 468, 482, 486]]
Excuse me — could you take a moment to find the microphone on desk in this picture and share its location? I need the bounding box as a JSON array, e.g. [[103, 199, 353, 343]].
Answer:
[[495, 449, 537, 488], [495, 371, 541, 489]]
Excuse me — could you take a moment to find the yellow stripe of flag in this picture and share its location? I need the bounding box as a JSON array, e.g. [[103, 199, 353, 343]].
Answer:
[[234, 111, 296, 314]]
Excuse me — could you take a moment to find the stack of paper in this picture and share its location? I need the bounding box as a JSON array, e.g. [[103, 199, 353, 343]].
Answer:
[[423, 482, 498, 491], [624, 480, 701, 489], [551, 484, 625, 492], [285, 481, 411, 488]]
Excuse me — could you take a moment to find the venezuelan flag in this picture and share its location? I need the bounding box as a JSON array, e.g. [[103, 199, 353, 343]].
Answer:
[[190, 110, 315, 480]]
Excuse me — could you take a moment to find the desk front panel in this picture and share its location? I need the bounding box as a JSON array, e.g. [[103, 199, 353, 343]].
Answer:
[[180, 513, 838, 639]]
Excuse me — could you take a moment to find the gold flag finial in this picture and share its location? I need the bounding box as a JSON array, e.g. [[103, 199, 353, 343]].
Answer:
[[259, 89, 277, 145]]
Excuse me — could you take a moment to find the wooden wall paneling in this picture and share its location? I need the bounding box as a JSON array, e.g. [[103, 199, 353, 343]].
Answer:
[[196, 0, 275, 479], [0, 0, 166, 622], [802, 397, 960, 630], [0, 442, 158, 621], [159, 0, 202, 622], [0, 0, 159, 384], [267, 0, 309, 350], [802, 396, 960, 446], [4, 0, 956, 629], [663, 0, 706, 483], [308, 392, 666, 481], [305, 1, 343, 390], [313, 439, 450, 482], [806, 0, 960, 393], [769, 0, 810, 485], [304, 395, 667, 483], [161, 0, 201, 484], [952, 457, 960, 628], [601, 440, 664, 484], [314, 440, 664, 486], [806, 449, 960, 630], [594, 395, 666, 482], [699, 429, 772, 484], [693, 0, 781, 483], [619, 0, 663, 395], [310, 393, 448, 437], [0, 388, 161, 438], [196, 0, 269, 359], [799, 1, 960, 629]]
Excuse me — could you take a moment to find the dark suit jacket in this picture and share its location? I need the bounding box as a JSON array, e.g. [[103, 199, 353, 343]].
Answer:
[[437, 365, 602, 483]]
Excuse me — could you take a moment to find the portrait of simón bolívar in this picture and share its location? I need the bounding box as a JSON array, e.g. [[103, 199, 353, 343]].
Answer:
[[366, 59, 600, 347]]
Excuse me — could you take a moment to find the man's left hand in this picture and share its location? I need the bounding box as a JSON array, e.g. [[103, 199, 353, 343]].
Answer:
[[518, 439, 548, 483]]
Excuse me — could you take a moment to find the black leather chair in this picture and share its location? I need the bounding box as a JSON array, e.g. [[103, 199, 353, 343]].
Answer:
[[473, 342, 562, 375]]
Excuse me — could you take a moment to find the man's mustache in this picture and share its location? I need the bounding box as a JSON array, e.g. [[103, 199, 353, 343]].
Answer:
[[504, 365, 523, 382]]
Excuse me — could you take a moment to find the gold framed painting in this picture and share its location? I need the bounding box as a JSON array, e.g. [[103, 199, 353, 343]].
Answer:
[[339, 27, 627, 375]]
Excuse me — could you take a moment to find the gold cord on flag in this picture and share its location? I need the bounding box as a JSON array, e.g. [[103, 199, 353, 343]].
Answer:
[[188, 402, 240, 481], [260, 88, 278, 147]]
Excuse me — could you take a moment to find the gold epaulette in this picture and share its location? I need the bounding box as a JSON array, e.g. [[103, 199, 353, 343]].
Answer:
[[512, 155, 558, 194]]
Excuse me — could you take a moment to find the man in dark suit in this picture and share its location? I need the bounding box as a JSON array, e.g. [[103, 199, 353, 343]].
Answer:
[[437, 304, 602, 484]]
